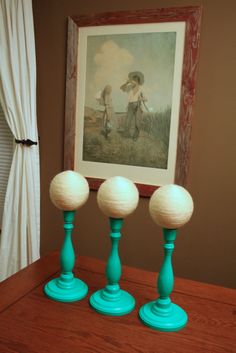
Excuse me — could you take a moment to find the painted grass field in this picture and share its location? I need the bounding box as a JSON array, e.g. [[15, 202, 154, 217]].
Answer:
[[83, 107, 171, 169]]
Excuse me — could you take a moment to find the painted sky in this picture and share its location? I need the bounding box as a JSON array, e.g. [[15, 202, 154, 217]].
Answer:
[[85, 32, 176, 112]]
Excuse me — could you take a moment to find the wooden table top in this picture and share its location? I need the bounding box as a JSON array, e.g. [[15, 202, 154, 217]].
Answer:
[[0, 252, 235, 353]]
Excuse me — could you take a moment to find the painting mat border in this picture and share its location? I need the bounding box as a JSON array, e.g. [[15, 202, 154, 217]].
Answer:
[[75, 22, 185, 186]]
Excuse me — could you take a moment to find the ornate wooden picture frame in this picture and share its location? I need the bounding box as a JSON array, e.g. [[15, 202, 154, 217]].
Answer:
[[64, 6, 202, 196]]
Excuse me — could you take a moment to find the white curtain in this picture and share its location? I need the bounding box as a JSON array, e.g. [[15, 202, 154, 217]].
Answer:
[[0, 0, 40, 280]]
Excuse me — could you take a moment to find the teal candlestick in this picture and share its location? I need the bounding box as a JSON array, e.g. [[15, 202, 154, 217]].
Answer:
[[90, 217, 135, 315], [139, 184, 194, 331], [44, 211, 88, 302], [139, 228, 187, 331]]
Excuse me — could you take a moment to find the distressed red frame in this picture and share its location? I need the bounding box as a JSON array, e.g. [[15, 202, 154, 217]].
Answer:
[[64, 6, 202, 197]]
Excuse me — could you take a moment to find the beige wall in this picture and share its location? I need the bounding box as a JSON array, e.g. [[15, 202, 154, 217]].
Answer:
[[33, 0, 236, 288]]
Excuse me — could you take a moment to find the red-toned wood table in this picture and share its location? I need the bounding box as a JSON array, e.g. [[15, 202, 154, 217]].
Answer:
[[0, 253, 235, 353]]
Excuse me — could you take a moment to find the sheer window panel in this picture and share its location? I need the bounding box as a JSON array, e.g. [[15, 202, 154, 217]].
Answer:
[[0, 104, 13, 229]]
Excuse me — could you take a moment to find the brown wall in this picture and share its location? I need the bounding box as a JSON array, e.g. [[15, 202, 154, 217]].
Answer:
[[33, 0, 236, 288]]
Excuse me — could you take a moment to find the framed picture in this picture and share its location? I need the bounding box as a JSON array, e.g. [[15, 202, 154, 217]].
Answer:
[[64, 6, 202, 196]]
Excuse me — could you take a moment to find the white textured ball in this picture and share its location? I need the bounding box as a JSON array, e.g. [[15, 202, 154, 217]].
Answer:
[[49, 170, 89, 211], [97, 176, 139, 218], [149, 184, 194, 229]]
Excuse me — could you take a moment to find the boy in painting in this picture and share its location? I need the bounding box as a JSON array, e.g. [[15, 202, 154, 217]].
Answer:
[[96, 84, 113, 139], [120, 71, 147, 141]]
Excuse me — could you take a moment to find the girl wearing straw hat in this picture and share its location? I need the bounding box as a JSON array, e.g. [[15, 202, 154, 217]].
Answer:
[[95, 84, 113, 139]]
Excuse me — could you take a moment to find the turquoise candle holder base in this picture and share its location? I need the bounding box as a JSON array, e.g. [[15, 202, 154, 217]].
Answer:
[[90, 218, 135, 316], [44, 211, 88, 303], [90, 285, 135, 316], [139, 299, 188, 332], [139, 228, 188, 332], [44, 274, 88, 303]]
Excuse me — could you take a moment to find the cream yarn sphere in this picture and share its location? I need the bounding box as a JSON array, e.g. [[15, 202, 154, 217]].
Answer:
[[97, 176, 139, 218], [49, 170, 89, 211], [149, 184, 194, 229]]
